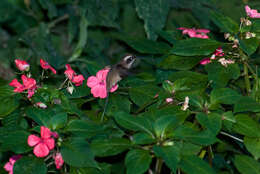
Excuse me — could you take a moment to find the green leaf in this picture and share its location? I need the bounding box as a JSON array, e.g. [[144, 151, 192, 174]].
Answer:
[[234, 155, 260, 174], [171, 38, 221, 56], [0, 130, 31, 153], [210, 88, 241, 105], [206, 63, 240, 88], [179, 155, 216, 174], [153, 145, 180, 172], [239, 37, 259, 56], [157, 30, 180, 45], [234, 96, 260, 113], [63, 84, 90, 98], [210, 11, 239, 33], [50, 112, 67, 130], [252, 20, 260, 33], [244, 137, 260, 160], [233, 114, 260, 137], [129, 85, 160, 106], [0, 96, 19, 117], [25, 107, 51, 127], [125, 149, 152, 174], [135, 0, 170, 40], [132, 133, 156, 145], [13, 157, 47, 174], [173, 125, 218, 145], [114, 111, 155, 138], [91, 138, 132, 157], [61, 138, 98, 168], [153, 115, 180, 138], [196, 113, 222, 135], [158, 55, 202, 70], [38, 0, 57, 19]]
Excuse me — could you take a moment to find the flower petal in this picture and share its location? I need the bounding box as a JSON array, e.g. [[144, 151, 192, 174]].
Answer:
[[33, 143, 50, 158], [4, 162, 12, 172], [27, 135, 41, 147], [96, 69, 109, 80], [110, 84, 118, 93], [40, 126, 52, 139], [44, 138, 55, 150], [87, 76, 99, 88]]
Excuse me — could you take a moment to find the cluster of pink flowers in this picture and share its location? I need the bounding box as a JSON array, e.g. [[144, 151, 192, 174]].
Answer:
[[27, 126, 63, 169], [40, 59, 56, 74], [64, 64, 85, 86], [178, 27, 210, 39], [4, 155, 22, 174], [87, 68, 118, 98], [9, 75, 37, 98], [245, 5, 260, 18]]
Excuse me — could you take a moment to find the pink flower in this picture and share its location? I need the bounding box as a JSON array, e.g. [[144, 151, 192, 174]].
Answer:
[[218, 58, 235, 67], [4, 155, 22, 174], [200, 58, 211, 65], [54, 153, 64, 169], [64, 64, 85, 86], [178, 27, 210, 39], [40, 59, 56, 74], [87, 68, 118, 98], [9, 75, 37, 98], [35, 102, 47, 109], [166, 98, 173, 103], [27, 126, 55, 158], [15, 59, 29, 71], [245, 5, 260, 18], [214, 47, 224, 57]]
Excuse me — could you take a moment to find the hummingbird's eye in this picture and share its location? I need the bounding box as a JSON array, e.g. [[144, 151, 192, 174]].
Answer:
[[126, 56, 134, 64]]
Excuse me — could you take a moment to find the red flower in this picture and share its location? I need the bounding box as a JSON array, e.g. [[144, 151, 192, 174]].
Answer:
[[87, 68, 118, 98], [40, 59, 56, 74], [9, 75, 37, 98], [54, 153, 64, 169], [15, 59, 29, 71], [4, 155, 22, 174], [178, 27, 210, 39], [64, 64, 85, 86], [27, 126, 55, 158]]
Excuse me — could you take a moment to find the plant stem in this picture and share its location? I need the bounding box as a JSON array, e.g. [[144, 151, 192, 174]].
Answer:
[[155, 158, 163, 174], [244, 62, 251, 95], [220, 131, 243, 143]]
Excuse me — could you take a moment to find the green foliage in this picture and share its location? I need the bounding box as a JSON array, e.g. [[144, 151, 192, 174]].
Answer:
[[0, 0, 260, 174]]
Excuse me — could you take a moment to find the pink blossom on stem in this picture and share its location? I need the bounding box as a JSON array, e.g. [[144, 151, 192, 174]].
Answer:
[[245, 5, 260, 18], [35, 102, 47, 109], [87, 68, 118, 98], [178, 27, 210, 39], [166, 98, 173, 103], [40, 59, 56, 74], [64, 64, 85, 86], [4, 155, 22, 174], [54, 153, 64, 169], [15, 59, 29, 71], [200, 58, 211, 65], [27, 126, 55, 158]]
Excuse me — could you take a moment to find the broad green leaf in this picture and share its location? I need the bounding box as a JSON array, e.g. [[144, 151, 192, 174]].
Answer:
[[114, 112, 155, 138], [61, 138, 98, 168], [233, 114, 260, 137], [234, 96, 260, 113], [239, 38, 259, 56], [173, 125, 218, 145], [0, 130, 31, 153], [154, 115, 180, 138], [179, 155, 216, 174], [210, 88, 241, 105], [125, 149, 152, 174], [70, 163, 111, 174], [196, 113, 222, 135], [176, 142, 202, 156], [244, 137, 260, 160], [13, 157, 47, 174], [91, 138, 132, 157], [210, 11, 239, 33], [135, 0, 170, 40], [153, 145, 180, 172], [50, 112, 67, 130], [158, 55, 202, 70], [63, 84, 90, 98], [129, 85, 160, 106], [0, 96, 19, 117], [132, 133, 156, 145], [206, 63, 240, 88], [38, 0, 57, 19], [234, 155, 260, 174], [25, 107, 51, 127], [66, 120, 105, 138], [252, 20, 260, 33], [222, 111, 235, 131], [157, 30, 180, 44], [171, 38, 221, 56], [0, 85, 14, 97]]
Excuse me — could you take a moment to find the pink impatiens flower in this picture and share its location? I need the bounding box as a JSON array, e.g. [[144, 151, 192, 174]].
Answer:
[[200, 47, 225, 65], [27, 126, 55, 158], [166, 98, 173, 103], [200, 58, 211, 65], [15, 59, 29, 71], [35, 102, 47, 109], [178, 27, 210, 39], [87, 68, 118, 98], [54, 153, 64, 169], [4, 155, 22, 174], [40, 59, 56, 74], [64, 64, 85, 86], [245, 5, 260, 18], [9, 75, 37, 98]]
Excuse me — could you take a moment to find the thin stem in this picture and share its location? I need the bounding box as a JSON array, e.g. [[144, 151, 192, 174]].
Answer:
[[220, 131, 243, 143], [48, 14, 69, 29], [207, 146, 213, 166], [59, 78, 68, 90], [155, 158, 163, 174], [244, 63, 251, 95]]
